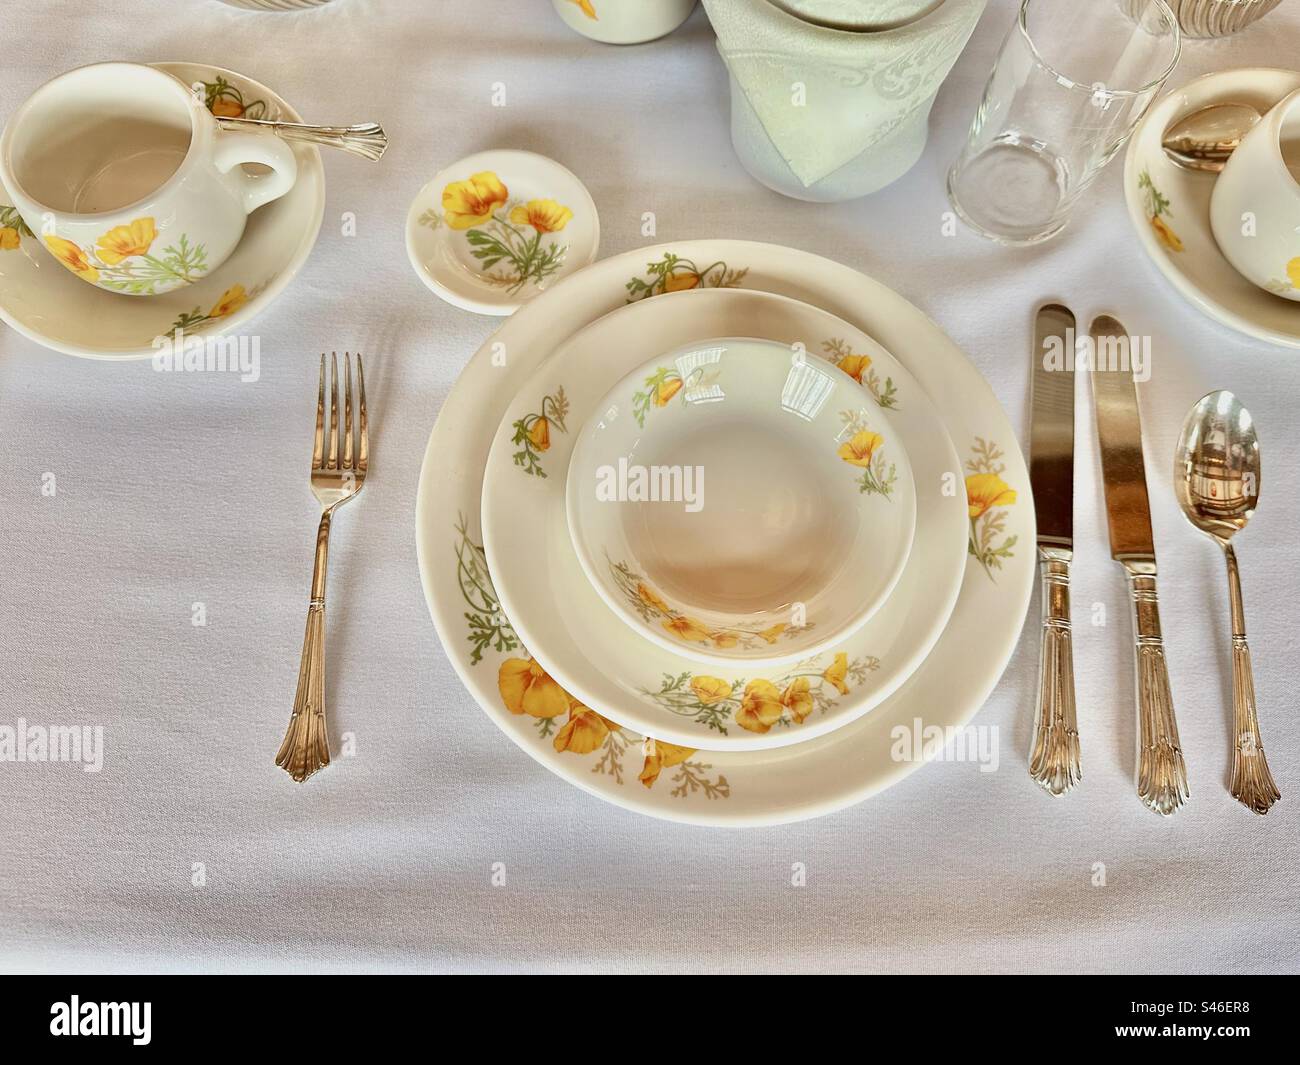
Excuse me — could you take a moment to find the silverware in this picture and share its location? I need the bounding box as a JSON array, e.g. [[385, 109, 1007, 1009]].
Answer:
[[216, 116, 387, 162], [1174, 391, 1280, 815], [1090, 315, 1188, 815], [277, 352, 369, 782], [1028, 302, 1081, 795], [1161, 102, 1261, 173]]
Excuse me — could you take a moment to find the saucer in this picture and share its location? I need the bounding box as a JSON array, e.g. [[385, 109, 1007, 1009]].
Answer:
[[1123, 67, 1300, 349], [405, 149, 599, 316], [566, 336, 917, 667], [0, 62, 325, 360]]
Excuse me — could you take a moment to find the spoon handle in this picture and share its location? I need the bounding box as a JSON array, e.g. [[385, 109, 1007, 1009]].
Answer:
[[1223, 544, 1281, 815], [1123, 561, 1189, 816], [215, 117, 388, 161], [1029, 549, 1081, 795]]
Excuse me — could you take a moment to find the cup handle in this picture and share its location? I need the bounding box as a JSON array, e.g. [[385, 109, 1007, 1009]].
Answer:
[[211, 130, 298, 213]]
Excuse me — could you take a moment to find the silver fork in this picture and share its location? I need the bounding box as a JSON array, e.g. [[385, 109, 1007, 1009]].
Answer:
[[276, 352, 369, 782]]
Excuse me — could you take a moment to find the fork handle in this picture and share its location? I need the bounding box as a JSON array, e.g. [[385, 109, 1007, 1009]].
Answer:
[[1123, 560, 1188, 816], [1029, 548, 1080, 795], [1224, 543, 1280, 815], [276, 511, 332, 782]]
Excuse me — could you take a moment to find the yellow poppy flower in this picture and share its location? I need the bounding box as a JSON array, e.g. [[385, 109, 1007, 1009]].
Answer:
[[664, 615, 712, 643], [654, 376, 683, 406], [640, 738, 694, 788], [210, 97, 244, 118], [508, 198, 573, 234], [836, 354, 871, 383], [1150, 215, 1183, 253], [526, 416, 550, 451], [690, 676, 731, 706], [663, 271, 701, 294], [0, 226, 20, 251], [822, 652, 850, 696], [758, 623, 786, 644], [838, 430, 884, 468], [1287, 257, 1300, 289], [736, 679, 784, 733], [553, 706, 612, 754], [637, 583, 669, 613], [209, 284, 247, 318], [95, 217, 156, 264], [966, 472, 1017, 519], [442, 171, 509, 230], [567, 0, 598, 19], [712, 632, 738, 649], [43, 235, 99, 282], [497, 656, 572, 718], [782, 677, 814, 724]]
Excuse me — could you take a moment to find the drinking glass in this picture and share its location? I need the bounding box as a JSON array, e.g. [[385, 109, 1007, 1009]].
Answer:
[[947, 0, 1181, 245]]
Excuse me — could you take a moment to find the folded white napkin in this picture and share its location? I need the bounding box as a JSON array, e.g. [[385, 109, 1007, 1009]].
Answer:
[[702, 0, 988, 188]]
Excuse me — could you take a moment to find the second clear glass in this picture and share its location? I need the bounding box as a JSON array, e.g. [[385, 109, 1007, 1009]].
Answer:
[[948, 0, 1181, 245]]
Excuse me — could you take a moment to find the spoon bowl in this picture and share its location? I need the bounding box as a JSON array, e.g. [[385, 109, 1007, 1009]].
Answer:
[[1174, 389, 1259, 542], [1162, 102, 1262, 173]]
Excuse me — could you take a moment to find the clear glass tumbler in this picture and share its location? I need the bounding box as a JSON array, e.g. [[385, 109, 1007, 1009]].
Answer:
[[947, 0, 1181, 245]]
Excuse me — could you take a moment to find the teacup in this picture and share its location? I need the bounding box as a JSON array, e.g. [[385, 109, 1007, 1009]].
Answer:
[[1209, 87, 1300, 302], [550, 0, 697, 44], [0, 62, 297, 297]]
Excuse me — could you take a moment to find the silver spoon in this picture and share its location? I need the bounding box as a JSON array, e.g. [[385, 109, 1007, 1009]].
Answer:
[[1161, 102, 1262, 174], [215, 116, 387, 161], [1174, 391, 1280, 815]]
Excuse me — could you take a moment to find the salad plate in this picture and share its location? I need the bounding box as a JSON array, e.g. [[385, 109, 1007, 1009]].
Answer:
[[1124, 68, 1300, 349], [416, 240, 1033, 825], [0, 62, 325, 360], [480, 287, 964, 751]]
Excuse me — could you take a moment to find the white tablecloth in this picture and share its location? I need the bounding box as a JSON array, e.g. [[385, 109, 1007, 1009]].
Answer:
[[2, 0, 1298, 974]]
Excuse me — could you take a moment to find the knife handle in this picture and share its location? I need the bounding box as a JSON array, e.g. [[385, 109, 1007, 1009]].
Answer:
[[1030, 548, 1080, 795], [1123, 561, 1189, 816]]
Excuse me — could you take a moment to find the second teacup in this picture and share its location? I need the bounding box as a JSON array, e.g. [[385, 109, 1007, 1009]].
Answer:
[[0, 62, 298, 296], [1210, 86, 1300, 301]]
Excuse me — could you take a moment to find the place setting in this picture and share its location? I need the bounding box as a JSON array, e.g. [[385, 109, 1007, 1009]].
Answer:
[[0, 0, 1290, 829]]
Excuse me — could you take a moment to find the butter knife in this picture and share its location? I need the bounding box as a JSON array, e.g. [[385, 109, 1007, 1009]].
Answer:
[[1029, 303, 1081, 795], [1090, 314, 1188, 815]]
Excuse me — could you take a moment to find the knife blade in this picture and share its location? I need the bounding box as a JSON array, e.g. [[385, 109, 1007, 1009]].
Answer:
[[1090, 314, 1156, 560], [1028, 303, 1080, 796], [1089, 314, 1188, 815], [1030, 303, 1076, 550]]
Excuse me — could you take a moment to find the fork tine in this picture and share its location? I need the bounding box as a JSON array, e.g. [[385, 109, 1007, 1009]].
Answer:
[[356, 353, 368, 473], [312, 353, 326, 470], [328, 351, 340, 471], [342, 353, 354, 471]]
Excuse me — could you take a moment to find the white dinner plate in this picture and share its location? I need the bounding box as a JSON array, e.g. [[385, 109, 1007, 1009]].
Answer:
[[480, 287, 965, 751], [416, 240, 1034, 825], [0, 62, 325, 360], [1124, 68, 1300, 349]]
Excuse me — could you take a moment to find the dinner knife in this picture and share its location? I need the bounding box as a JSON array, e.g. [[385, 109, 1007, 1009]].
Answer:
[[1090, 314, 1188, 816], [1028, 303, 1081, 795]]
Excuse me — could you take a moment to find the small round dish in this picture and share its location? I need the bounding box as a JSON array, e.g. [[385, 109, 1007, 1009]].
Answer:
[[405, 149, 599, 316], [1123, 67, 1300, 349], [565, 336, 916, 667], [0, 61, 325, 360]]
